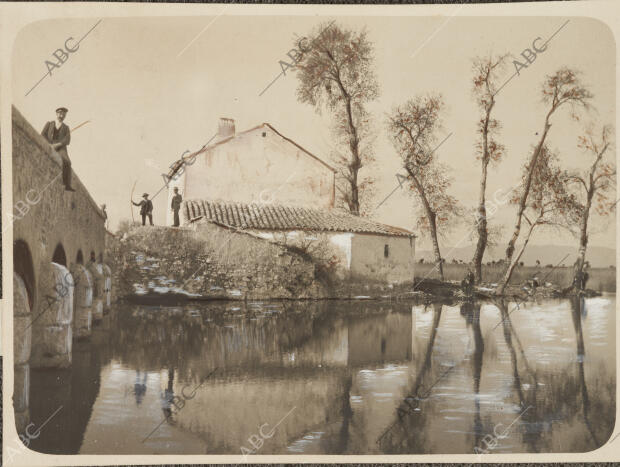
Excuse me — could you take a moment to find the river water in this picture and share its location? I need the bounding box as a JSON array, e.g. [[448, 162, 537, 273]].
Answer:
[[28, 295, 615, 455]]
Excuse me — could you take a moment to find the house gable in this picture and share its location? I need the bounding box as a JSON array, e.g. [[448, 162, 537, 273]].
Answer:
[[168, 123, 335, 178], [172, 122, 336, 210]]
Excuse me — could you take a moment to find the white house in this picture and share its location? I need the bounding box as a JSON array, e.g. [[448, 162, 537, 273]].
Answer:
[[166, 118, 335, 224], [167, 118, 416, 283]]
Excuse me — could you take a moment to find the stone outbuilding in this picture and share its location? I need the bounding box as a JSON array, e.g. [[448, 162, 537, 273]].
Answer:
[[167, 118, 416, 283], [183, 200, 416, 284]]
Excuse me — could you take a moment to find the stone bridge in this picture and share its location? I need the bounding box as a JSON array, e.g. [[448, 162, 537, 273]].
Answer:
[[12, 106, 113, 432]]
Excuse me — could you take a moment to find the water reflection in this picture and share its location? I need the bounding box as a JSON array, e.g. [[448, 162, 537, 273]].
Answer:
[[133, 370, 148, 406], [27, 296, 615, 455], [460, 301, 484, 450], [570, 295, 600, 447]]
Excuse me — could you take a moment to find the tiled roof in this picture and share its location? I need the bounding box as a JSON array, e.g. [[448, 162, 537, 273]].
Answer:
[[183, 200, 415, 237]]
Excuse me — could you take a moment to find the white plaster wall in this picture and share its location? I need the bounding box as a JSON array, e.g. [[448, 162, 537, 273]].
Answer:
[[249, 230, 415, 283], [181, 125, 335, 209], [349, 234, 415, 284], [329, 233, 353, 270], [253, 230, 352, 277]]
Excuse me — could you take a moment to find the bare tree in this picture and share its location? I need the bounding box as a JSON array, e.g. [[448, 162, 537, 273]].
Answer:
[[501, 145, 579, 287], [497, 68, 592, 294], [565, 124, 616, 290], [386, 95, 461, 281], [471, 54, 508, 283], [295, 22, 379, 215]]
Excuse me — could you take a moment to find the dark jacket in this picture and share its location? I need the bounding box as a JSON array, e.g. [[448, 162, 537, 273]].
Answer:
[[41, 121, 71, 154], [133, 199, 153, 215], [171, 194, 183, 211]]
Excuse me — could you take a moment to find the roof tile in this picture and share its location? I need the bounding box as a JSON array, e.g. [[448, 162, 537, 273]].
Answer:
[[184, 200, 415, 237]]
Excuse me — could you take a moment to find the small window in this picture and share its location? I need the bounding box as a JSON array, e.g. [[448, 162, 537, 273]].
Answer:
[[262, 132, 267, 137], [384, 244, 389, 258]]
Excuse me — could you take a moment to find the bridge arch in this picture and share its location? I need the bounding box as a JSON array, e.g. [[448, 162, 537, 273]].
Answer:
[[52, 243, 67, 267], [14, 239, 35, 310]]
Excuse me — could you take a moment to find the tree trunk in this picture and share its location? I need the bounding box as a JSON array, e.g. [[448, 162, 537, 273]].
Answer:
[[428, 211, 444, 281], [574, 190, 593, 290], [498, 220, 537, 294], [473, 161, 488, 283], [341, 90, 361, 216], [472, 99, 494, 284], [499, 117, 552, 294], [407, 168, 444, 281], [349, 165, 360, 216]]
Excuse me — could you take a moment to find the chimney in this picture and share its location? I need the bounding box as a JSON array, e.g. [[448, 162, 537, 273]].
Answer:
[[217, 118, 235, 141]]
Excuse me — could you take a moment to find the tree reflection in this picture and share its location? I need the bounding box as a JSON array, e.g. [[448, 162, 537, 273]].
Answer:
[[161, 368, 176, 425], [569, 295, 599, 447], [495, 299, 539, 452], [377, 302, 443, 453], [459, 301, 484, 449]]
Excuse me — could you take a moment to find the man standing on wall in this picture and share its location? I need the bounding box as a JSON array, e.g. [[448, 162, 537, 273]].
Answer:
[[171, 187, 183, 227], [133, 193, 154, 226], [41, 107, 74, 191]]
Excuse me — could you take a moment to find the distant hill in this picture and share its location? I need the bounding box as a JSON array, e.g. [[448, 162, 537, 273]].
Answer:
[[417, 244, 616, 268]]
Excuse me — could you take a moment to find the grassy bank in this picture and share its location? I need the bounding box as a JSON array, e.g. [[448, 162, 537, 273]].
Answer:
[[415, 263, 616, 293]]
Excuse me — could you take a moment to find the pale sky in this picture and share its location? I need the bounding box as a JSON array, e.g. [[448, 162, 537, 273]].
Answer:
[[12, 15, 616, 250]]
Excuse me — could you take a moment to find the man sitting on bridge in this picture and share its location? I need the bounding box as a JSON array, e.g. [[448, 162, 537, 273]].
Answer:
[[41, 107, 74, 191]]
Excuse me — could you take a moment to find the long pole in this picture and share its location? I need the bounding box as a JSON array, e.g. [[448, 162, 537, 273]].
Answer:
[[130, 179, 138, 223], [70, 120, 91, 132]]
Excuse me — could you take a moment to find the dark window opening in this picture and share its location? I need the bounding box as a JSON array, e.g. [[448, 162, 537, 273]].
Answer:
[[384, 244, 389, 258], [52, 243, 67, 266], [262, 132, 267, 137], [76, 250, 84, 265]]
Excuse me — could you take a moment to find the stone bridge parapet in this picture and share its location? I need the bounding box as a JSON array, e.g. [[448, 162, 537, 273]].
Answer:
[[12, 106, 112, 432]]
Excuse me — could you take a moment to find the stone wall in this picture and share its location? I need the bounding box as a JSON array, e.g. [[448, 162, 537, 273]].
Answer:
[[12, 107, 110, 436], [13, 106, 107, 274], [107, 223, 327, 301], [108, 222, 419, 301]]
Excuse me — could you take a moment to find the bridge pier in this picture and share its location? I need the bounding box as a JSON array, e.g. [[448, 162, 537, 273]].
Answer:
[[14, 275, 32, 433], [88, 262, 105, 321], [103, 264, 112, 312], [30, 263, 74, 369], [72, 264, 93, 339]]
